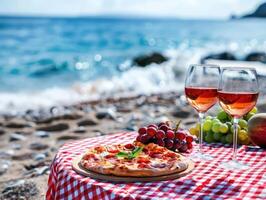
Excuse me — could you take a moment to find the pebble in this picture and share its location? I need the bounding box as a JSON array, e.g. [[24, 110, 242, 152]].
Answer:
[[57, 135, 80, 141], [73, 126, 86, 134], [34, 131, 50, 138], [0, 150, 14, 159], [12, 152, 33, 161], [0, 160, 10, 175], [37, 122, 69, 132], [5, 119, 32, 128], [96, 108, 116, 120], [29, 143, 49, 151], [77, 117, 98, 126], [24, 166, 50, 177], [1, 180, 39, 200], [61, 111, 83, 120], [33, 153, 46, 161], [11, 143, 22, 150], [0, 128, 5, 135], [9, 133, 26, 141], [172, 109, 191, 118]]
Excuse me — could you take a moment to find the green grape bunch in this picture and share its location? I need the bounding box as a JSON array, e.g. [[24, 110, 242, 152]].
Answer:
[[189, 107, 258, 145]]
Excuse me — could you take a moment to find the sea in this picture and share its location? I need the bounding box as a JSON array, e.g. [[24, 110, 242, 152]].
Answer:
[[1, 16, 266, 113]]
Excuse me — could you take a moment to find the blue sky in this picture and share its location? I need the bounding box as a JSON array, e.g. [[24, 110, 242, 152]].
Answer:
[[0, 0, 264, 19]]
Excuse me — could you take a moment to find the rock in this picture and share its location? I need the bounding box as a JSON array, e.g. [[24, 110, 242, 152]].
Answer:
[[61, 112, 83, 120], [172, 109, 191, 118], [11, 143, 22, 150], [37, 122, 69, 132], [133, 52, 168, 67], [24, 166, 50, 177], [1, 180, 39, 200], [0, 160, 10, 175], [201, 52, 237, 63], [0, 150, 14, 159], [57, 135, 80, 141], [12, 152, 33, 161], [73, 126, 86, 134], [96, 109, 116, 120], [245, 52, 266, 63], [5, 119, 31, 128], [242, 2, 266, 18], [29, 143, 49, 151], [9, 133, 26, 141], [33, 153, 46, 161], [0, 129, 5, 135], [77, 117, 98, 126], [34, 131, 50, 138]]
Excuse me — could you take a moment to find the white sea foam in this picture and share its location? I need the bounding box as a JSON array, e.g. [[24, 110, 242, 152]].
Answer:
[[1, 47, 266, 114]]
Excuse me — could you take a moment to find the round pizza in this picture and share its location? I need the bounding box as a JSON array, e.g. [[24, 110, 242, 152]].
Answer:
[[79, 142, 189, 177]]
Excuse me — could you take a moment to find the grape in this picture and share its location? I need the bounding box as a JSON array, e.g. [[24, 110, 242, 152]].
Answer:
[[156, 130, 165, 139], [238, 119, 248, 129], [186, 135, 193, 143], [189, 127, 198, 136], [221, 135, 227, 144], [165, 139, 174, 149], [213, 132, 223, 141], [230, 124, 240, 134], [179, 143, 188, 153], [212, 122, 221, 133], [238, 130, 248, 142], [156, 138, 165, 147], [174, 140, 182, 150], [212, 118, 220, 124], [187, 143, 193, 149], [136, 135, 142, 142], [217, 110, 228, 122], [148, 124, 158, 129], [205, 116, 213, 120], [140, 134, 150, 144], [159, 125, 169, 133], [225, 122, 232, 130], [205, 132, 215, 143], [147, 127, 157, 137], [225, 133, 233, 144], [175, 132, 186, 141], [166, 130, 175, 140], [246, 112, 255, 121], [195, 123, 200, 132], [203, 120, 212, 132], [250, 107, 258, 114], [219, 123, 229, 134], [138, 127, 147, 135], [158, 122, 165, 127]]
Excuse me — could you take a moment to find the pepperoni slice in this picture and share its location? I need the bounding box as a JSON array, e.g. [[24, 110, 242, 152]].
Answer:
[[149, 152, 163, 159], [164, 152, 177, 158], [107, 147, 119, 153], [104, 154, 116, 159], [83, 154, 96, 160], [94, 146, 105, 153]]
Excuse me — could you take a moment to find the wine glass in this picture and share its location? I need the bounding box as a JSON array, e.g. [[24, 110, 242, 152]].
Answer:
[[185, 64, 221, 160], [218, 67, 259, 169]]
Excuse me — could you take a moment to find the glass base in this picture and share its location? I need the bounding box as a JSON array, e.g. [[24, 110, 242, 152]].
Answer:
[[220, 160, 249, 170], [190, 151, 213, 161]]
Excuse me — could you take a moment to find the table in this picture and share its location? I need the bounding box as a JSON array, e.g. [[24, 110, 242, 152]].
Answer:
[[46, 132, 266, 200]]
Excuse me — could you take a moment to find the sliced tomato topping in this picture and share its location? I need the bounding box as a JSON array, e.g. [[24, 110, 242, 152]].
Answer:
[[143, 148, 149, 154], [124, 143, 135, 149], [136, 157, 150, 163], [137, 163, 149, 168], [94, 146, 105, 153], [164, 152, 176, 158], [83, 154, 96, 160], [107, 148, 119, 153]]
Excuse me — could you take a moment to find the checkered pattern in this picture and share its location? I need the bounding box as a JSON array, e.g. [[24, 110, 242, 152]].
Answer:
[[46, 132, 266, 200]]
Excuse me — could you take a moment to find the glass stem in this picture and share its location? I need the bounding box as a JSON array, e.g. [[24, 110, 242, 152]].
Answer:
[[232, 117, 239, 161], [198, 112, 205, 154]]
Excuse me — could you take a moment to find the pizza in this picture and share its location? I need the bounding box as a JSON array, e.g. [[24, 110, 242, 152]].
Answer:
[[79, 141, 189, 177]]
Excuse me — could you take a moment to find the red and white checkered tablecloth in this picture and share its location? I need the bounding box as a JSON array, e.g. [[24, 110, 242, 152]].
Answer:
[[46, 132, 266, 200]]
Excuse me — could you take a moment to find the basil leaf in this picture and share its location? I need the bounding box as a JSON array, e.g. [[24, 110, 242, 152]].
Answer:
[[116, 152, 129, 158], [130, 147, 143, 159]]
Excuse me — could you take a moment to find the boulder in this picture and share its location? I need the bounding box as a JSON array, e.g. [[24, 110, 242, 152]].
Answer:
[[245, 52, 266, 63], [201, 52, 237, 63], [133, 52, 168, 67]]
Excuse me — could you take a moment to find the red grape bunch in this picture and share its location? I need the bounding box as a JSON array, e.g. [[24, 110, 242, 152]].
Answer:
[[136, 122, 193, 153]]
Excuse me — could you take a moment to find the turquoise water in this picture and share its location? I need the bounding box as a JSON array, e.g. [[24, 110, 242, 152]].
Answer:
[[1, 16, 266, 92]]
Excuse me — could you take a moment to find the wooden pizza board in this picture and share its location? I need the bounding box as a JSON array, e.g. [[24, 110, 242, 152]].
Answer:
[[72, 156, 195, 183]]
